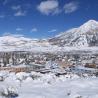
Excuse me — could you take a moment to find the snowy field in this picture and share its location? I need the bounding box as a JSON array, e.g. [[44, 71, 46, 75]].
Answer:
[[1, 46, 98, 54], [0, 71, 98, 98]]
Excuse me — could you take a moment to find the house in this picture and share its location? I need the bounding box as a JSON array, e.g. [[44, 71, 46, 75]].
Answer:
[[0, 64, 45, 73], [69, 65, 98, 74], [56, 61, 70, 68]]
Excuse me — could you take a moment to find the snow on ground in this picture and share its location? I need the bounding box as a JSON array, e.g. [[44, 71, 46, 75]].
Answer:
[[0, 71, 98, 98], [0, 35, 98, 53]]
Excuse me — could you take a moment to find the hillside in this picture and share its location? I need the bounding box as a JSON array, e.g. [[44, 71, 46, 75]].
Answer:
[[49, 20, 98, 47]]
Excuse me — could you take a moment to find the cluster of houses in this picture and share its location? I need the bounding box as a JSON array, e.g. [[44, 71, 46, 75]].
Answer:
[[0, 51, 98, 73]]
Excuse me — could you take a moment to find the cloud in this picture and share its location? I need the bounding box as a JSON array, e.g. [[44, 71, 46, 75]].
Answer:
[[37, 0, 60, 15], [3, 32, 24, 37], [16, 28, 23, 31], [48, 29, 57, 32], [14, 10, 26, 16], [3, 0, 8, 5], [11, 5, 21, 10], [0, 15, 5, 18], [3, 32, 12, 36], [31, 28, 38, 32], [11, 5, 26, 16], [64, 1, 79, 14]]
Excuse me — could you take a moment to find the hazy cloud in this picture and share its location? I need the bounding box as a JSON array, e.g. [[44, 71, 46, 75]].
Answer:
[[64, 1, 79, 13], [48, 29, 57, 32], [16, 28, 23, 31], [14, 10, 26, 16], [31, 28, 38, 32], [0, 15, 5, 18], [37, 0, 60, 15], [11, 5, 21, 10], [11, 5, 26, 16], [3, 0, 8, 5]]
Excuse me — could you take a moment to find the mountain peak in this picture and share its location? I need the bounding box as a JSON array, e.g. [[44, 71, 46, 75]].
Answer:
[[84, 19, 98, 26], [49, 19, 98, 47], [81, 19, 98, 27], [86, 19, 98, 23], [77, 20, 98, 34]]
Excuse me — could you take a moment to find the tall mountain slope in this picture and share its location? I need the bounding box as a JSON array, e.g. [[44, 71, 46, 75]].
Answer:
[[49, 20, 98, 47]]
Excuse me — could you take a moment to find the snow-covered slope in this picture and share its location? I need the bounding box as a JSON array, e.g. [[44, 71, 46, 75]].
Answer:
[[0, 20, 98, 52], [49, 20, 98, 47], [0, 35, 51, 51], [0, 71, 98, 98]]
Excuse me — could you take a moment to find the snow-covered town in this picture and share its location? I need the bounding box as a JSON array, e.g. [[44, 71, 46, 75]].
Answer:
[[0, 20, 98, 97], [0, 50, 98, 98]]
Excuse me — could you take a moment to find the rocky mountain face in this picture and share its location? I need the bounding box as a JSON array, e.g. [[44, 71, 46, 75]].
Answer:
[[49, 20, 98, 47]]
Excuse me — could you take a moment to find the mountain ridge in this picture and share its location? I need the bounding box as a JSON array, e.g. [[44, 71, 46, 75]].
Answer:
[[49, 19, 98, 47], [0, 19, 98, 52]]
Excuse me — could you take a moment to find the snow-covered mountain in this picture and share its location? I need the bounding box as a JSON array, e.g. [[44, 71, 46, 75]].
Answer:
[[0, 20, 98, 52], [0, 34, 51, 51], [49, 20, 98, 47]]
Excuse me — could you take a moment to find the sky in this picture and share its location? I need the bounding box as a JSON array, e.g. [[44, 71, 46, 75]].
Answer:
[[0, 0, 98, 39]]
